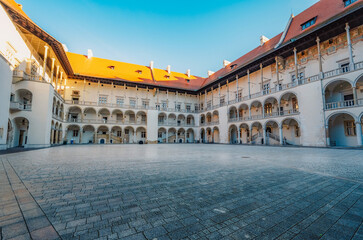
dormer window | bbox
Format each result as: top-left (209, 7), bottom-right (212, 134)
top-left (230, 64), bottom-right (237, 70)
top-left (136, 70), bottom-right (142, 74)
top-left (301, 17), bottom-right (317, 31)
top-left (186, 79), bottom-right (190, 83)
top-left (165, 75), bottom-right (170, 79)
top-left (344, 0), bottom-right (357, 7)
top-left (108, 66), bottom-right (115, 70)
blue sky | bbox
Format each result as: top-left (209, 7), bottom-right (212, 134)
top-left (20, 0), bottom-right (318, 77)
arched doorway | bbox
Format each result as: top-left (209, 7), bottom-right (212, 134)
top-left (280, 92), bottom-right (299, 115)
top-left (124, 126), bottom-right (135, 143)
top-left (186, 128), bottom-right (194, 143)
top-left (177, 128), bottom-right (186, 143)
top-left (325, 80), bottom-right (354, 110)
top-left (168, 128), bottom-right (177, 143)
top-left (136, 127), bottom-right (147, 143)
top-left (281, 118), bottom-right (301, 145)
top-left (111, 126), bottom-right (122, 144)
top-left (66, 125), bottom-right (80, 144)
top-left (158, 128), bottom-right (167, 143)
top-left (251, 122), bottom-right (263, 145)
top-left (213, 127), bottom-right (220, 143)
top-left (82, 125), bottom-right (95, 144)
top-left (229, 125), bottom-right (238, 144)
top-left (200, 128), bottom-right (205, 143)
top-left (328, 113), bottom-right (357, 147)
top-left (13, 117), bottom-right (29, 147)
top-left (264, 120), bottom-right (279, 145)
top-left (97, 126), bottom-right (109, 144)
top-left (239, 123), bottom-right (249, 144)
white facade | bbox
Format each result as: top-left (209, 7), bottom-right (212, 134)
top-left (0, 2), bottom-right (362, 149)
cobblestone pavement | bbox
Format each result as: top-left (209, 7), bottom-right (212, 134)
top-left (0, 144), bottom-right (362, 240)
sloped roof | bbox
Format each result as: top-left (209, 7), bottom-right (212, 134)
top-left (67, 52), bottom-right (205, 90)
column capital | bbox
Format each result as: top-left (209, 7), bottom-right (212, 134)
top-left (345, 22), bottom-right (350, 31)
top-left (355, 121), bottom-right (362, 125)
top-left (51, 57), bottom-right (55, 62)
top-left (44, 45), bottom-right (49, 50)
top-left (316, 37), bottom-right (320, 43)
top-left (293, 47), bottom-right (297, 53)
top-left (247, 69), bottom-right (250, 74)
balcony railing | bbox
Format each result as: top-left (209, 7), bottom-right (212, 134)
top-left (227, 109), bottom-right (299, 122)
top-left (325, 99), bottom-right (357, 110)
top-left (67, 118), bottom-right (147, 125)
top-left (9, 101), bottom-right (32, 111)
top-left (13, 70), bottom-right (47, 83)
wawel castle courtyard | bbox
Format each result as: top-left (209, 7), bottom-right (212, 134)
top-left (0, 0), bottom-right (362, 239)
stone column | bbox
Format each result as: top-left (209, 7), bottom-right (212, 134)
top-left (356, 122), bottom-right (362, 147)
top-left (95, 131), bottom-right (98, 144)
top-left (134, 132), bottom-right (137, 144)
top-left (212, 129), bottom-right (214, 143)
top-left (275, 56), bottom-right (280, 89)
top-left (165, 131), bottom-right (168, 143)
top-left (247, 69), bottom-right (251, 99)
top-left (316, 37), bottom-right (323, 79)
top-left (249, 127), bottom-right (253, 144)
top-left (55, 130), bottom-right (59, 144)
top-left (237, 127), bottom-right (241, 144)
top-left (204, 90), bottom-right (207, 109)
top-left (236, 75), bottom-right (239, 101)
top-left (353, 87), bottom-right (358, 105)
top-left (262, 126), bottom-right (266, 145)
top-left (51, 129), bottom-right (54, 144)
top-left (55, 66), bottom-right (59, 90)
top-left (50, 58), bottom-right (55, 85)
top-left (42, 45), bottom-right (49, 80)
top-left (260, 64), bottom-right (263, 91)
top-left (279, 125), bottom-right (283, 145)
top-left (79, 130), bottom-right (82, 144)
top-left (325, 125), bottom-right (330, 147)
top-left (345, 23), bottom-right (355, 70)
top-left (293, 47), bottom-right (298, 83)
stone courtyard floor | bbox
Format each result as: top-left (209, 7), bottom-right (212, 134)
top-left (0, 145), bottom-right (362, 240)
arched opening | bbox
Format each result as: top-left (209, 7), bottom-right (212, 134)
top-left (186, 128), bottom-right (194, 143)
top-left (112, 110), bottom-right (123, 124)
top-left (328, 113), bottom-right (358, 147)
top-left (239, 104), bottom-right (249, 121)
top-left (6, 119), bottom-right (13, 147)
top-left (281, 118), bottom-right (301, 146)
top-left (14, 89), bottom-right (32, 110)
top-left (264, 97), bottom-right (279, 117)
top-left (13, 118), bottom-right (30, 147)
top-left (111, 126), bottom-right (122, 144)
top-left (168, 128), bottom-right (177, 143)
top-left (97, 125), bottom-right (109, 144)
top-left (67, 106), bottom-right (82, 123)
top-left (265, 121), bottom-right (280, 145)
top-left (355, 75), bottom-right (363, 106)
top-left (206, 113), bottom-right (212, 124)
top-left (158, 113), bottom-right (167, 125)
top-left (186, 115), bottom-right (195, 126)
top-left (177, 115), bottom-right (186, 126)
top-left (168, 114), bottom-right (177, 126)
top-left (239, 123), bottom-right (249, 144)
top-left (200, 128), bottom-right (205, 143)
top-left (212, 111), bottom-right (219, 124)
top-left (136, 111), bottom-right (147, 125)
top-left (83, 108), bottom-right (97, 123)
top-left (177, 128), bottom-right (186, 143)
top-left (325, 80), bottom-right (354, 109)
top-left (136, 127), bottom-right (146, 144)
top-left (206, 128), bottom-right (212, 143)
top-left (99, 108), bottom-right (111, 123)
top-left (200, 114), bottom-right (206, 126)
top-left (229, 125), bottom-right (238, 144)
top-left (229, 106), bottom-right (238, 121)
top-left (66, 124), bottom-right (80, 144)
top-left (124, 126), bottom-right (135, 143)
top-left (250, 101), bottom-right (262, 120)
top-left (280, 92), bottom-right (299, 115)
top-left (125, 111), bottom-right (136, 124)
top-left (158, 128), bottom-right (167, 143)
top-left (82, 125), bottom-right (95, 144)
top-left (251, 122), bottom-right (263, 145)
top-left (213, 127), bottom-right (220, 143)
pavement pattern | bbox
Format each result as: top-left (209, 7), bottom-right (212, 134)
top-left (0, 144), bottom-right (362, 240)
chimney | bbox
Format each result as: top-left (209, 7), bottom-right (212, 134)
top-left (62, 44), bottom-right (68, 52)
top-left (167, 65), bottom-right (171, 74)
top-left (17, 4), bottom-right (23, 10)
top-left (87, 49), bottom-right (93, 59)
top-left (208, 70), bottom-right (215, 77)
top-left (149, 61), bottom-right (154, 70)
top-left (260, 35), bottom-right (270, 46)
top-left (186, 69), bottom-right (191, 78)
top-left (223, 60), bottom-right (231, 68)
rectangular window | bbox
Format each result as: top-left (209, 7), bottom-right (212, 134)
top-left (117, 131), bottom-right (122, 137)
top-left (344, 121), bottom-right (356, 136)
top-left (73, 130), bottom-right (79, 137)
top-left (207, 100), bottom-right (212, 109)
top-left (291, 72), bottom-right (304, 83)
top-left (186, 105), bottom-right (191, 112)
top-left (125, 129), bottom-right (129, 135)
top-left (98, 95), bottom-right (108, 104)
top-left (158, 132), bottom-right (163, 138)
top-left (175, 103), bottom-right (181, 111)
top-left (129, 99), bottom-right (136, 107)
top-left (141, 132), bottom-right (146, 138)
top-left (340, 63), bottom-right (350, 73)
top-left (162, 101), bottom-right (167, 109)
top-left (263, 83), bottom-right (270, 95)
top-left (344, 0), bottom-right (357, 7)
top-left (220, 96), bottom-right (225, 105)
top-left (301, 17), bottom-right (317, 30)
top-left (142, 100), bottom-right (149, 108)
top-left (116, 97), bottom-right (124, 106)
top-left (195, 104), bottom-right (199, 111)
top-left (236, 90), bottom-right (242, 100)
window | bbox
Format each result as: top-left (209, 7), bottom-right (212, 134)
top-left (175, 103), bottom-right (181, 111)
top-left (340, 63), bottom-right (350, 73)
top-left (186, 105), bottom-right (191, 112)
top-left (236, 90), bottom-right (242, 101)
top-left (158, 132), bottom-right (163, 138)
top-left (141, 132), bottom-right (146, 138)
top-left (117, 131), bottom-right (122, 137)
top-left (344, 0), bottom-right (357, 7)
top-left (207, 101), bottom-right (212, 109)
top-left (295, 126), bottom-right (300, 137)
top-left (73, 130), bottom-right (79, 137)
top-left (263, 83), bottom-right (270, 95)
top-left (125, 129), bottom-right (129, 135)
top-left (220, 96), bottom-right (225, 105)
top-left (98, 95), bottom-right (107, 104)
top-left (116, 97), bottom-right (124, 106)
top-left (301, 17), bottom-right (317, 30)
top-left (344, 121), bottom-right (356, 136)
top-left (291, 72), bottom-right (304, 83)
top-left (129, 99), bottom-right (136, 107)
top-left (195, 104), bottom-right (199, 111)
top-left (142, 100), bottom-right (149, 108)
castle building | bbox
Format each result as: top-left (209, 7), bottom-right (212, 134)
top-left (0, 0), bottom-right (362, 150)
